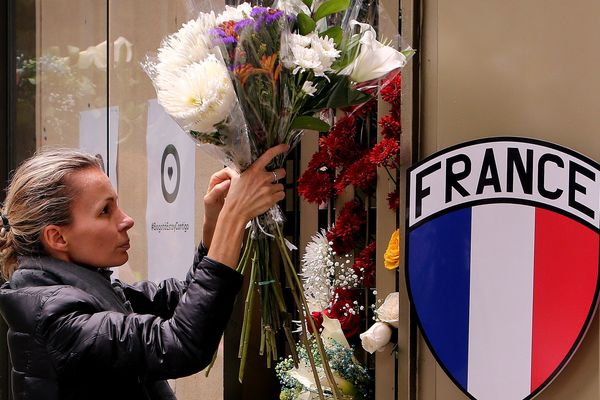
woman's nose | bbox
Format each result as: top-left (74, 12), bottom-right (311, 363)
top-left (118, 209), bottom-right (135, 230)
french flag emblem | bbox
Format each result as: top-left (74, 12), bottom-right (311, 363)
top-left (406, 138), bottom-right (599, 400)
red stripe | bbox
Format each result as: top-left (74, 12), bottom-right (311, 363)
top-left (531, 208), bottom-right (599, 391)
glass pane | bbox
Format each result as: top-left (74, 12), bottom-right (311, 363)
top-left (108, 0), bottom-right (225, 397)
top-left (36, 0), bottom-right (108, 147)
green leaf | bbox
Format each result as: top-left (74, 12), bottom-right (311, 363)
top-left (302, 75), bottom-right (372, 112)
top-left (297, 12), bottom-right (316, 35)
top-left (319, 26), bottom-right (343, 47)
top-left (290, 116), bottom-right (331, 132)
top-left (313, 0), bottom-right (350, 22)
top-left (302, 0), bottom-right (313, 9)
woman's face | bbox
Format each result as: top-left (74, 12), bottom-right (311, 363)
top-left (61, 167), bottom-right (134, 268)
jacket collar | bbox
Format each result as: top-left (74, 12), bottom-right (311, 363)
top-left (13, 256), bottom-right (128, 313)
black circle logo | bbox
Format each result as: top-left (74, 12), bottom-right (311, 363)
top-left (161, 144), bottom-right (181, 203)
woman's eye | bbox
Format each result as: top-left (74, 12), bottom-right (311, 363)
top-left (100, 206), bottom-right (110, 215)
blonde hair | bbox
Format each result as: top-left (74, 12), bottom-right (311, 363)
top-left (0, 148), bottom-right (103, 279)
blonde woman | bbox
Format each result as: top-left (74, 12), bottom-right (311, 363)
top-left (0, 145), bottom-right (287, 400)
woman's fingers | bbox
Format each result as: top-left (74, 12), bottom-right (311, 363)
top-left (207, 167), bottom-right (238, 191)
top-left (207, 180), bottom-right (231, 202)
top-left (252, 144), bottom-right (289, 171)
top-left (271, 183), bottom-right (285, 194)
top-left (265, 168), bottom-right (286, 184)
top-left (219, 145), bottom-right (292, 222)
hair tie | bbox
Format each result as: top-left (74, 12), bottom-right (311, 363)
top-left (1, 214), bottom-right (10, 232)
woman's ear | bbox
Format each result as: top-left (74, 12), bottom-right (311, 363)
top-left (41, 225), bottom-right (68, 256)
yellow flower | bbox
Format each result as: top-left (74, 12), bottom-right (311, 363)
top-left (384, 229), bottom-right (400, 270)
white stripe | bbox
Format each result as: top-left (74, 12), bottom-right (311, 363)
top-left (467, 204), bottom-right (535, 399)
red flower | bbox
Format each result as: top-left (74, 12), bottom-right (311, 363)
top-left (298, 149), bottom-right (336, 204)
top-left (342, 97), bottom-right (377, 119)
top-left (324, 288), bottom-right (361, 338)
top-left (353, 242), bottom-right (377, 288)
top-left (335, 153), bottom-right (377, 194)
top-left (381, 72), bottom-right (402, 106)
top-left (307, 311), bottom-right (324, 334)
top-left (378, 114), bottom-right (401, 140)
top-left (369, 138), bottom-right (400, 166)
top-left (319, 116), bottom-right (361, 168)
top-left (387, 189), bottom-right (400, 211)
top-left (298, 168), bottom-right (334, 204)
top-left (326, 200), bottom-right (366, 254)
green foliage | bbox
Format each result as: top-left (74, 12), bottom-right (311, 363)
top-left (297, 12), bottom-right (316, 35)
top-left (290, 116), bottom-right (331, 132)
top-left (320, 26), bottom-right (343, 48)
top-left (302, 75), bottom-right (372, 113)
top-left (313, 0), bottom-right (351, 22)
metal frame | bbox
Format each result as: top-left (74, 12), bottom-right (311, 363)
top-left (0, 1), bottom-right (14, 398)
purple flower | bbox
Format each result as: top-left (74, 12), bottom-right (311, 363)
top-left (234, 18), bottom-right (254, 32)
top-left (210, 27), bottom-right (237, 45)
top-left (250, 7), bottom-right (269, 18)
top-left (264, 9), bottom-right (284, 24)
top-left (250, 7), bottom-right (284, 27)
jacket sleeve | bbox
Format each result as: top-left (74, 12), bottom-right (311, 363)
top-left (117, 243), bottom-right (209, 318)
top-left (37, 257), bottom-right (243, 380)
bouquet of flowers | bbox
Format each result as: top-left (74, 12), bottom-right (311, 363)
top-left (277, 315), bottom-right (372, 400)
top-left (143, 0), bottom-right (413, 396)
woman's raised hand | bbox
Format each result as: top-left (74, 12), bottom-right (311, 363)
top-left (206, 144), bottom-right (289, 268)
top-left (202, 167), bottom-right (237, 249)
top-left (222, 144), bottom-right (289, 223)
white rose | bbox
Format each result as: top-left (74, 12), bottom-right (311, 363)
top-left (375, 291), bottom-right (399, 328)
top-left (360, 322), bottom-right (392, 354)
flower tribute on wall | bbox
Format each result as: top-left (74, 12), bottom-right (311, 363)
top-left (143, 0), bottom-right (411, 397)
top-left (290, 14), bottom-right (405, 398)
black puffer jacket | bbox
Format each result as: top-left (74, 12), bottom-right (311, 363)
top-left (0, 246), bottom-right (243, 400)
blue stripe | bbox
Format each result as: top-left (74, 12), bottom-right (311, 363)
top-left (408, 208), bottom-right (472, 389)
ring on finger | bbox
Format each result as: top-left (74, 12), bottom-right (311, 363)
top-left (272, 171), bottom-right (278, 183)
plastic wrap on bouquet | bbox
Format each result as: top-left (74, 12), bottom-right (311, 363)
top-left (142, 40), bottom-right (252, 171)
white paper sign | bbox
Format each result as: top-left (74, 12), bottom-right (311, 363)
top-left (79, 107), bottom-right (119, 189)
top-left (146, 99), bottom-right (196, 282)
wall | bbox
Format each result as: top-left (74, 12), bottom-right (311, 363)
top-left (412, 0), bottom-right (600, 398)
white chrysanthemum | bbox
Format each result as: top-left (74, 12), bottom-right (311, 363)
top-left (291, 46), bottom-right (322, 74)
top-left (281, 32), bottom-right (340, 77)
top-left (156, 15), bottom-right (216, 75)
top-left (156, 55), bottom-right (236, 133)
top-left (301, 229), bottom-right (334, 312)
top-left (216, 2), bottom-right (252, 24)
top-left (309, 33), bottom-right (339, 61)
top-left (301, 81), bottom-right (317, 96)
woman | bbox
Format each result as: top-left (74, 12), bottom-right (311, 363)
top-left (0, 145), bottom-right (288, 400)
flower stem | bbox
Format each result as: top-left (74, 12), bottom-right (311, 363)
top-left (238, 249), bottom-right (258, 382)
top-left (236, 232), bottom-right (253, 275)
top-left (383, 166), bottom-right (398, 185)
top-left (203, 348), bottom-right (219, 377)
top-left (274, 224), bottom-right (342, 400)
